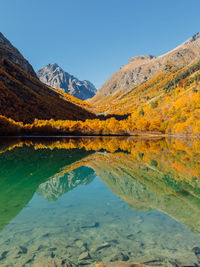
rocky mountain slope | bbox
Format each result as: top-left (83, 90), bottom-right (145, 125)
top-left (90, 32), bottom-right (200, 105)
top-left (0, 32), bottom-right (36, 78)
top-left (0, 33), bottom-right (96, 123)
top-left (37, 63), bottom-right (97, 100)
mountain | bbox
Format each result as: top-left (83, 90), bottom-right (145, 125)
top-left (0, 33), bottom-right (96, 123)
top-left (90, 32), bottom-right (200, 105)
top-left (0, 32), bottom-right (36, 78)
top-left (37, 63), bottom-right (97, 100)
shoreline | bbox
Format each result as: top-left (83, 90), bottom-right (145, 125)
top-left (0, 133), bottom-right (199, 139)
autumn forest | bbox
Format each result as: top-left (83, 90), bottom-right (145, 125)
top-left (1, 60), bottom-right (200, 136)
top-left (1, 31), bottom-right (200, 137)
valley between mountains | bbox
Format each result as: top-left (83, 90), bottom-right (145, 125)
top-left (0, 32), bottom-right (200, 136)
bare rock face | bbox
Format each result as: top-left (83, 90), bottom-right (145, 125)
top-left (182, 32), bottom-right (200, 45)
top-left (129, 55), bottom-right (156, 63)
top-left (0, 32), bottom-right (37, 78)
top-left (90, 32), bottom-right (200, 103)
top-left (37, 63), bottom-right (97, 100)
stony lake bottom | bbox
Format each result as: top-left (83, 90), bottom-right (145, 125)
top-left (0, 136), bottom-right (200, 267)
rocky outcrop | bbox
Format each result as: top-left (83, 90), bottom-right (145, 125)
top-left (37, 63), bottom-right (97, 100)
top-left (129, 55), bottom-right (156, 63)
top-left (0, 32), bottom-right (37, 78)
top-left (90, 32), bottom-right (200, 104)
top-left (182, 32), bottom-right (200, 45)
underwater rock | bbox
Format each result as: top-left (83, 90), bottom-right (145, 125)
top-left (135, 256), bottom-right (164, 265)
top-left (192, 247), bottom-right (200, 264)
top-left (0, 251), bottom-right (8, 261)
top-left (15, 246), bottom-right (28, 258)
top-left (50, 251), bottom-right (56, 258)
top-left (78, 251), bottom-right (91, 261)
top-left (192, 246), bottom-right (200, 255)
top-left (24, 256), bottom-right (35, 265)
top-left (18, 246), bottom-right (28, 255)
top-left (107, 239), bottom-right (119, 245)
top-left (109, 252), bottom-right (129, 262)
top-left (105, 262), bottom-right (150, 267)
top-left (81, 222), bottom-right (99, 229)
top-left (42, 232), bottom-right (51, 238)
top-left (75, 240), bottom-right (85, 248)
top-left (36, 245), bottom-right (48, 251)
top-left (49, 247), bottom-right (57, 252)
top-left (91, 242), bottom-right (111, 252)
top-left (126, 234), bottom-right (135, 240)
top-left (32, 257), bottom-right (75, 266)
top-left (78, 259), bottom-right (94, 265)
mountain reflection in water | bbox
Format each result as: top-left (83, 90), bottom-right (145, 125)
top-left (0, 137), bottom-right (200, 266)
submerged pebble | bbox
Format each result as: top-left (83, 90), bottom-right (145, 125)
top-left (18, 246), bottom-right (28, 255)
top-left (78, 251), bottom-right (91, 261)
top-left (91, 242), bottom-right (111, 252)
top-left (75, 240), bottom-right (85, 248)
top-left (192, 246), bottom-right (200, 255)
top-left (81, 222), bottom-right (99, 229)
top-left (0, 251), bottom-right (8, 261)
top-left (109, 252), bottom-right (129, 262)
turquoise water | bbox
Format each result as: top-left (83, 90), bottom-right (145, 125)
top-left (0, 137), bottom-right (200, 266)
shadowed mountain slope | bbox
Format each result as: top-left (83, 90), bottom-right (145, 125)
top-left (0, 59), bottom-right (96, 123)
top-left (0, 32), bottom-right (36, 78)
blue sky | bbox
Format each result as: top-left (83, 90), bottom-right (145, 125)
top-left (1, 0), bottom-right (200, 88)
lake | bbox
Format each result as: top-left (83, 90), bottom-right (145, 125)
top-left (0, 137), bottom-right (200, 267)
